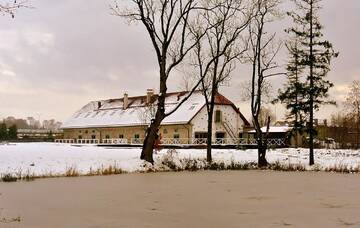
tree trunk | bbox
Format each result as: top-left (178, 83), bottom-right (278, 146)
top-left (257, 133), bottom-right (268, 167)
top-left (357, 108), bottom-right (359, 149)
top-left (140, 120), bottom-right (161, 164)
top-left (294, 112), bottom-right (299, 148)
top-left (140, 72), bottom-right (167, 163)
top-left (258, 146), bottom-right (268, 167)
top-left (260, 116), bottom-right (270, 167)
top-left (253, 118), bottom-right (268, 167)
top-left (206, 111), bottom-right (213, 163)
top-left (309, 0), bottom-right (315, 166)
top-left (206, 106), bottom-right (215, 163)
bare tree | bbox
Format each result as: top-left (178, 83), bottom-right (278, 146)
top-left (344, 80), bottom-right (360, 148)
top-left (111, 0), bottom-right (211, 163)
top-left (245, 0), bottom-right (282, 167)
top-left (258, 106), bottom-right (276, 126)
top-left (190, 0), bottom-right (252, 162)
top-left (0, 0), bottom-right (30, 18)
top-left (240, 79), bottom-right (273, 103)
top-left (136, 102), bottom-right (157, 134)
top-left (177, 74), bottom-right (194, 91)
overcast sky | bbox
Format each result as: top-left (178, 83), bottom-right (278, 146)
top-left (0, 0), bottom-right (359, 123)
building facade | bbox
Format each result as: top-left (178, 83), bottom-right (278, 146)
top-left (61, 90), bottom-right (250, 144)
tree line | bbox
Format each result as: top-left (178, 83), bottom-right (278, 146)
top-left (111, 0), bottom-right (338, 166)
top-left (1, 116), bottom-right (62, 131)
top-left (0, 123), bottom-right (17, 140)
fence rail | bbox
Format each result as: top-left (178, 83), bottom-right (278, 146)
top-left (55, 139), bottom-right (75, 144)
top-left (55, 137), bottom-right (286, 146)
top-left (101, 138), bottom-right (128, 144)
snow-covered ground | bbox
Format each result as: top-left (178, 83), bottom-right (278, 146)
top-left (0, 142), bottom-right (359, 177)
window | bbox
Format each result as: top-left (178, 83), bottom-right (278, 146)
top-left (215, 132), bottom-right (225, 139)
top-left (174, 129), bottom-right (178, 133)
top-left (174, 134), bottom-right (180, 144)
top-left (75, 113), bottom-right (82, 118)
top-left (101, 111), bottom-right (108, 117)
top-left (134, 134), bottom-right (140, 139)
top-left (78, 135), bottom-right (82, 139)
top-left (215, 110), bottom-right (222, 123)
top-left (110, 110), bottom-right (117, 116)
top-left (84, 112), bottom-right (92, 118)
top-left (85, 130), bottom-right (88, 134)
top-left (119, 134), bottom-right (124, 139)
top-left (79, 130), bottom-right (82, 133)
top-left (105, 135), bottom-right (110, 139)
top-left (91, 111), bottom-right (100, 118)
top-left (91, 135), bottom-right (96, 139)
top-left (163, 129), bottom-right (168, 134)
top-left (92, 130), bottom-right (95, 133)
top-left (195, 132), bottom-right (208, 139)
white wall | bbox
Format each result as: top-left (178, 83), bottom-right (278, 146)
top-left (190, 105), bottom-right (245, 138)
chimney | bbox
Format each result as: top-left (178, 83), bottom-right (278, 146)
top-left (97, 101), bottom-right (102, 110)
top-left (123, 92), bottom-right (128, 109)
top-left (146, 89), bottom-right (154, 104)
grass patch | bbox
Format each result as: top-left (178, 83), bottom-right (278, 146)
top-left (268, 161), bottom-right (306, 172)
top-left (65, 166), bottom-right (80, 177)
top-left (88, 164), bottom-right (125, 176)
top-left (1, 173), bottom-right (18, 182)
top-left (0, 164), bottom-right (126, 182)
top-left (157, 154), bottom-right (307, 172)
top-left (325, 164), bottom-right (360, 173)
top-left (0, 216), bottom-right (21, 224)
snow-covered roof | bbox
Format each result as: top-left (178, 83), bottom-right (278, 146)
top-left (62, 90), bottom-right (249, 129)
top-left (248, 126), bottom-right (292, 133)
top-left (61, 91), bottom-right (201, 129)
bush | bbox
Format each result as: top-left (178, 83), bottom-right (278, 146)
top-left (1, 173), bottom-right (18, 182)
top-left (183, 158), bottom-right (205, 171)
top-left (65, 166), bottom-right (79, 177)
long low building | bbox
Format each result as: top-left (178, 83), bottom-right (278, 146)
top-left (17, 129), bottom-right (63, 140)
top-left (61, 90), bottom-right (250, 145)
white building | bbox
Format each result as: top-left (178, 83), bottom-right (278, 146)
top-left (60, 90), bottom-right (250, 145)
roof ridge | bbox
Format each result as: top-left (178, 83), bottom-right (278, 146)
top-left (93, 90), bottom-right (202, 102)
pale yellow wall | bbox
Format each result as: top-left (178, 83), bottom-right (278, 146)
top-left (63, 124), bottom-right (192, 142)
top-left (190, 105), bottom-right (244, 138)
top-left (158, 125), bottom-right (191, 139)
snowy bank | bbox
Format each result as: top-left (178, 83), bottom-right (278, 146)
top-left (0, 143), bottom-right (360, 179)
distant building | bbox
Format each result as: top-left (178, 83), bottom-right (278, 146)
top-left (246, 126), bottom-right (292, 147)
top-left (17, 129), bottom-right (63, 140)
top-left (61, 90), bottom-right (250, 145)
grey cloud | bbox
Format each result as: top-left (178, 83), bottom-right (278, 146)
top-left (0, 0), bottom-right (359, 121)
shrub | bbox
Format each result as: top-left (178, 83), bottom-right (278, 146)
top-left (207, 162), bottom-right (226, 170)
top-left (65, 166), bottom-right (79, 177)
top-left (1, 173), bottom-right (18, 182)
top-left (183, 158), bottom-right (204, 171)
top-left (100, 165), bottom-right (124, 175)
top-left (325, 164), bottom-right (360, 173)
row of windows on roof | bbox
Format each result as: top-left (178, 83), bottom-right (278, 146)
top-left (75, 109), bottom-right (133, 119)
